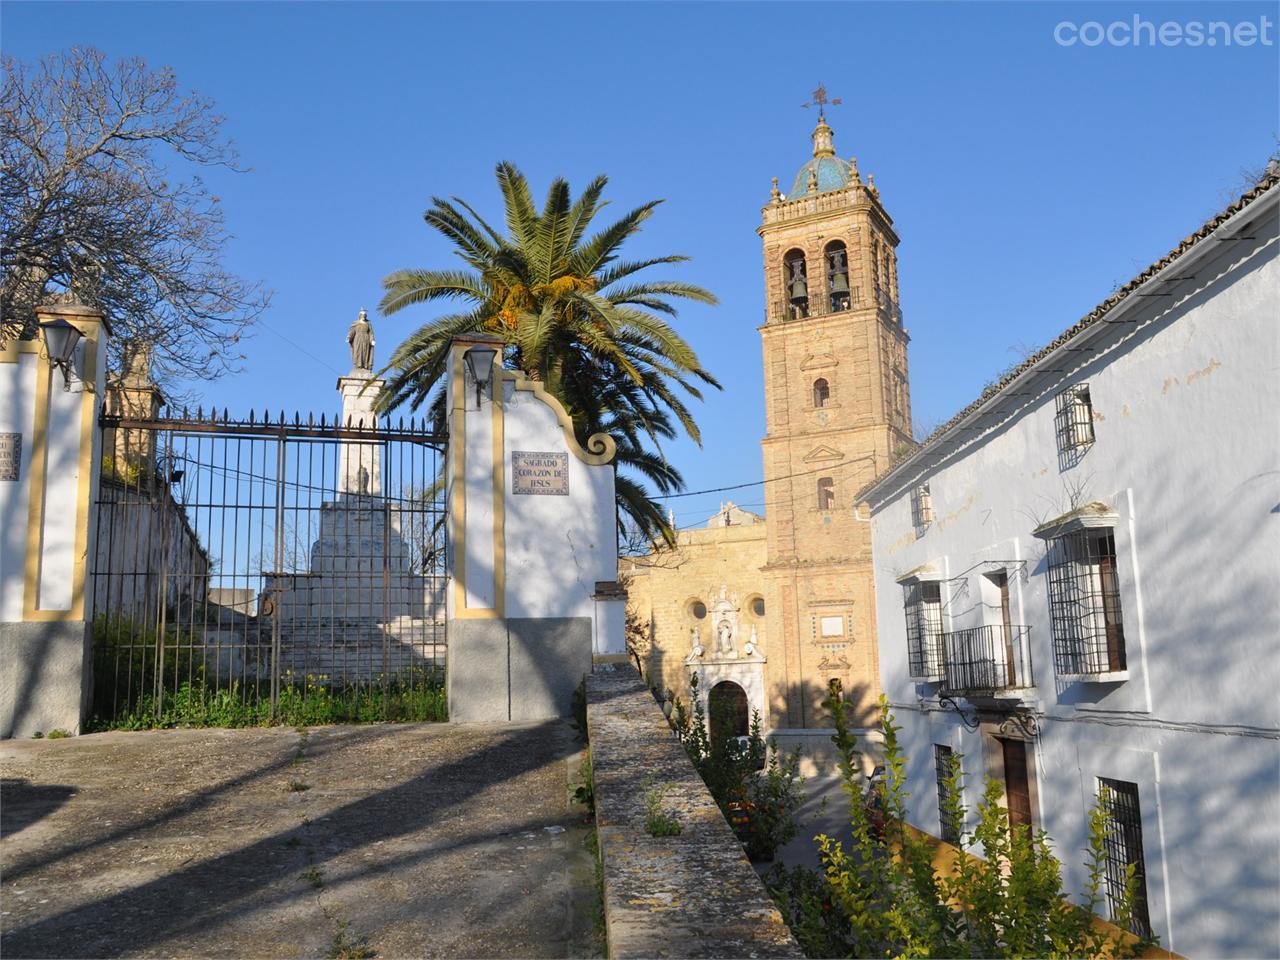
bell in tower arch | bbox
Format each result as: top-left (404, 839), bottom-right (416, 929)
top-left (827, 244), bottom-right (851, 313)
top-left (785, 252), bottom-right (809, 319)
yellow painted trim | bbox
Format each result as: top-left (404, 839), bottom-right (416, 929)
top-left (505, 371), bottom-right (617, 465)
top-left (453, 607), bottom-right (503, 620)
top-left (22, 316), bottom-right (103, 621)
top-left (447, 351), bottom-right (616, 621)
top-left (449, 348), bottom-right (468, 618)
top-left (22, 347), bottom-right (53, 619)
top-left (69, 317), bottom-right (102, 620)
top-left (1, 339), bottom-right (43, 362)
top-left (490, 358), bottom-right (505, 618)
top-left (448, 346), bottom-right (506, 620)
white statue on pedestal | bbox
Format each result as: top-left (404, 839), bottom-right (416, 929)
top-left (690, 624), bottom-right (704, 659)
top-left (337, 311), bottom-right (386, 495)
top-left (716, 619), bottom-right (735, 657)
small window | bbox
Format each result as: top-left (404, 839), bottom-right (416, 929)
top-left (813, 378), bottom-right (830, 408)
top-left (690, 600), bottom-right (707, 620)
top-left (817, 477), bottom-right (835, 511)
top-left (1054, 384), bottom-right (1095, 455)
top-left (911, 483), bottom-right (933, 526)
top-left (1098, 778), bottom-right (1152, 938)
top-left (934, 745), bottom-right (960, 843)
top-left (820, 615), bottom-right (844, 637)
top-left (751, 597), bottom-right (765, 618)
top-left (1046, 529), bottom-right (1126, 676)
top-left (903, 581), bottom-right (943, 679)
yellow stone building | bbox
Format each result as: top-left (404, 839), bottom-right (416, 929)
top-left (623, 111), bottom-right (914, 754)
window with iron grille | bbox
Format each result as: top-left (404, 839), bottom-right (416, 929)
top-left (934, 744), bottom-right (960, 843)
top-left (1098, 778), bottom-right (1152, 939)
top-left (911, 483), bottom-right (934, 527)
top-left (813, 378), bottom-right (831, 408)
top-left (1046, 528), bottom-right (1126, 676)
top-left (1054, 384), bottom-right (1095, 454)
top-left (903, 581), bottom-right (944, 679)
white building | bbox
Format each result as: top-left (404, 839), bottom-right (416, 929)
top-left (859, 169), bottom-right (1279, 958)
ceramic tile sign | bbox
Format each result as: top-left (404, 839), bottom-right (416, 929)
top-left (0, 433), bottom-right (20, 481)
top-left (512, 450), bottom-right (569, 496)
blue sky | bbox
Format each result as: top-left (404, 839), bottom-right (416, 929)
top-left (4, 1), bottom-right (1276, 526)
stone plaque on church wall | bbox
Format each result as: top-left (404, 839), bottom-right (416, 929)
top-left (512, 451), bottom-right (569, 496)
top-left (0, 433), bottom-right (20, 481)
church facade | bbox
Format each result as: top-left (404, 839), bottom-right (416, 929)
top-left (623, 113), bottom-right (914, 759)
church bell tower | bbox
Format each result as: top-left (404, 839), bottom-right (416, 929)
top-left (758, 102), bottom-right (913, 732)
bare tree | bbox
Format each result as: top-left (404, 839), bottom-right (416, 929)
top-left (1, 47), bottom-right (269, 388)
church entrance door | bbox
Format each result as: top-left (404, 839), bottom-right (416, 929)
top-left (708, 680), bottom-right (750, 743)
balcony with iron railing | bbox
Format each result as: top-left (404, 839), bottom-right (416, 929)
top-left (941, 624), bottom-right (1035, 701)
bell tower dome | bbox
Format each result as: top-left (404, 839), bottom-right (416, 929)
top-left (756, 107), bottom-right (913, 731)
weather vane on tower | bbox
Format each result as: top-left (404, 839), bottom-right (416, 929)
top-left (802, 83), bottom-right (842, 118)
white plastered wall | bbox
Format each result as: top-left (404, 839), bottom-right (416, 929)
top-left (867, 199), bottom-right (1279, 957)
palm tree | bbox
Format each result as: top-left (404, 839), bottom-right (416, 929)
top-left (378, 162), bottom-right (720, 542)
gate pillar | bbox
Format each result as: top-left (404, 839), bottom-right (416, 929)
top-left (1, 302), bottom-right (110, 737)
top-left (445, 335), bottom-right (624, 723)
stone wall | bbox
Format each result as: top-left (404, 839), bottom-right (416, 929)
top-left (621, 517), bottom-right (767, 710)
top-left (586, 663), bottom-right (802, 959)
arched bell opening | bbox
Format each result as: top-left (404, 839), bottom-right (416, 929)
top-left (826, 240), bottom-right (850, 313)
top-left (783, 249), bottom-right (809, 319)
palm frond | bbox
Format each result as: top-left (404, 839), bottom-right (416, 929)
top-left (378, 163), bottom-right (721, 535)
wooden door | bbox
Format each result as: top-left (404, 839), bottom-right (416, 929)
top-left (991, 571), bottom-right (1016, 685)
top-left (1001, 738), bottom-right (1033, 833)
top-left (1097, 534), bottom-right (1127, 671)
top-left (709, 681), bottom-right (750, 743)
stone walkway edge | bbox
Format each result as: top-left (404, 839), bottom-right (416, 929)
top-left (586, 663), bottom-right (803, 959)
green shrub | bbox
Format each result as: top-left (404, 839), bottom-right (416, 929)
top-left (669, 672), bottom-right (804, 861)
top-left (764, 681), bottom-right (1152, 959)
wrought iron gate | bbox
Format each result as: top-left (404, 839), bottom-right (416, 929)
top-left (90, 407), bottom-right (447, 726)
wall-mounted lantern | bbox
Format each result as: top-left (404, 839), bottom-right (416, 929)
top-left (464, 345), bottom-right (498, 407)
top-left (39, 318), bottom-right (83, 391)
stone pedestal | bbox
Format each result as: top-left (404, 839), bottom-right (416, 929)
top-left (336, 371), bottom-right (384, 494)
top-left (265, 370), bottom-right (444, 681)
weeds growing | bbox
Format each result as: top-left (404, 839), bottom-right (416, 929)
top-left (90, 616), bottom-right (446, 730)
